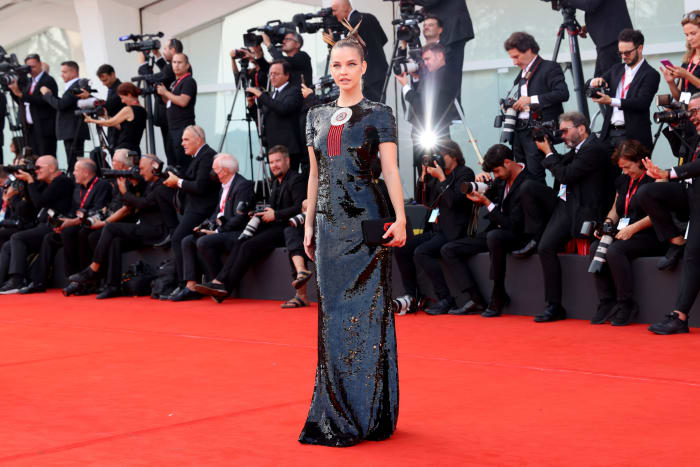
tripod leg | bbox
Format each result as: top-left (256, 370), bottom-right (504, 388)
top-left (567, 30), bottom-right (590, 121)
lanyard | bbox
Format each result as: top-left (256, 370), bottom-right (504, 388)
top-left (686, 54), bottom-right (700, 91)
top-left (79, 177), bottom-right (98, 209)
top-left (170, 72), bottom-right (191, 92)
top-left (624, 173), bottom-right (645, 217)
top-left (520, 56), bottom-right (542, 88)
top-left (620, 72), bottom-right (632, 99)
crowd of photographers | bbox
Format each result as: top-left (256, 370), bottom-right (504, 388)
top-left (2, 0), bottom-right (700, 335)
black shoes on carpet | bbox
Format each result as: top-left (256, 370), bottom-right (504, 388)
top-left (648, 313), bottom-right (690, 335)
top-left (534, 303), bottom-right (567, 323)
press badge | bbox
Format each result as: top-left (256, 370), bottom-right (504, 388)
top-left (618, 217), bottom-right (630, 229)
top-left (428, 208), bottom-right (439, 223)
top-left (681, 92), bottom-right (692, 105)
top-left (557, 184), bottom-right (567, 201)
top-left (166, 100), bottom-right (172, 108)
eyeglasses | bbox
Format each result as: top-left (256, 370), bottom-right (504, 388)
top-left (282, 38), bottom-right (297, 43)
top-left (559, 126), bottom-right (575, 134)
top-left (683, 12), bottom-right (700, 21)
top-left (269, 72), bottom-right (284, 76)
top-left (617, 48), bottom-right (637, 57)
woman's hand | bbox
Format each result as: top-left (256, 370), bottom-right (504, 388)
top-left (303, 227), bottom-right (315, 261)
top-left (616, 225), bottom-right (636, 241)
top-left (383, 219), bottom-right (406, 248)
top-left (660, 65), bottom-right (676, 83)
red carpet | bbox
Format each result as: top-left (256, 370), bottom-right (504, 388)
top-left (1, 291), bottom-right (699, 466)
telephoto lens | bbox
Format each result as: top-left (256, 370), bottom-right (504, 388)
top-left (500, 107), bottom-right (518, 144)
top-left (391, 295), bottom-right (415, 315)
top-left (460, 181), bottom-right (490, 195)
top-left (238, 216), bottom-right (261, 240)
top-left (289, 213), bottom-right (306, 228)
top-left (588, 233), bottom-right (615, 274)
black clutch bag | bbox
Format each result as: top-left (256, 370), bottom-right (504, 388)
top-left (361, 217), bottom-right (412, 247)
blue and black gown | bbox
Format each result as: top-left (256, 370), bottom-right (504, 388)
top-left (299, 99), bottom-right (399, 447)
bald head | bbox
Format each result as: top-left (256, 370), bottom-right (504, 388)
top-left (332, 0), bottom-right (352, 21)
top-left (213, 153), bottom-right (238, 184)
top-left (74, 157), bottom-right (97, 185)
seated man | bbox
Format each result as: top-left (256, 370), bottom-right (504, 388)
top-left (0, 156), bottom-right (74, 294)
top-left (69, 155), bottom-right (179, 299)
top-left (281, 198), bottom-right (313, 309)
top-left (194, 145), bottom-right (305, 301)
top-left (172, 153), bottom-right (255, 301)
top-left (394, 140), bottom-right (474, 315)
top-left (515, 112), bottom-right (610, 322)
top-left (440, 144), bottom-right (531, 317)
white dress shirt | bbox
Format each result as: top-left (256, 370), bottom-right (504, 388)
top-left (610, 59), bottom-right (645, 126)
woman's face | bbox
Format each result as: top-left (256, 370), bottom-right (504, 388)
top-left (330, 46), bottom-right (366, 92)
top-left (684, 22), bottom-right (700, 50)
top-left (618, 156), bottom-right (644, 178)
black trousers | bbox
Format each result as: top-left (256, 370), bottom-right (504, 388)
top-left (487, 229), bottom-right (528, 282)
top-left (172, 210), bottom-right (209, 282)
top-left (9, 223), bottom-right (51, 279)
top-left (512, 127), bottom-right (546, 184)
top-left (168, 126), bottom-right (190, 171)
top-left (363, 78), bottom-right (384, 103)
top-left (182, 231), bottom-right (238, 282)
top-left (92, 222), bottom-right (146, 286)
top-left (520, 180), bottom-right (557, 240)
top-left (34, 225), bottom-right (80, 284)
top-left (395, 231), bottom-right (451, 300)
top-left (28, 124), bottom-right (57, 158)
top-left (0, 225), bottom-right (22, 283)
top-left (215, 224), bottom-right (286, 290)
top-left (590, 231), bottom-right (664, 304)
top-left (445, 38), bottom-right (467, 105)
top-left (61, 226), bottom-right (98, 277)
top-left (440, 234), bottom-right (487, 294)
top-left (284, 225), bottom-right (307, 279)
top-left (594, 42), bottom-right (620, 77)
top-left (64, 139), bottom-right (84, 174)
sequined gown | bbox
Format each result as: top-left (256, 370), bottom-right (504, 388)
top-left (299, 99), bottom-right (399, 447)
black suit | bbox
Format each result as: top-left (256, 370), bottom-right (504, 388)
top-left (520, 135), bottom-right (610, 304)
top-left (103, 79), bottom-right (125, 147)
top-left (0, 92), bottom-right (5, 163)
top-left (171, 143), bottom-right (220, 282)
top-left (598, 60), bottom-right (660, 150)
top-left (42, 80), bottom-right (90, 172)
top-left (348, 10), bottom-right (388, 102)
top-left (215, 170), bottom-right (305, 290)
top-left (512, 57), bottom-right (570, 183)
top-left (145, 59), bottom-right (175, 164)
top-left (182, 173), bottom-right (255, 282)
top-left (414, 0), bottom-right (474, 103)
top-left (441, 168), bottom-right (532, 298)
top-left (567, 0), bottom-right (633, 76)
top-left (16, 72), bottom-right (58, 156)
top-left (257, 84), bottom-right (304, 170)
top-left (395, 164), bottom-right (475, 301)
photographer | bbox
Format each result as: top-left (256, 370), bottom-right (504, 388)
top-left (440, 144), bottom-right (531, 317)
top-left (503, 32), bottom-right (570, 184)
top-left (230, 43), bottom-right (270, 92)
top-left (660, 12), bottom-right (700, 102)
top-left (156, 53), bottom-right (197, 170)
top-left (395, 43), bottom-right (459, 176)
top-left (171, 154), bottom-right (255, 302)
top-left (0, 156), bottom-right (73, 294)
top-left (7, 54), bottom-right (58, 157)
top-left (589, 29), bottom-right (660, 151)
top-left (247, 60), bottom-right (304, 173)
top-left (394, 140), bottom-right (475, 315)
top-left (84, 82), bottom-right (147, 155)
top-left (0, 171), bottom-right (38, 286)
top-left (636, 93), bottom-right (700, 334)
top-left (83, 64), bottom-right (124, 148)
top-left (19, 158), bottom-right (111, 294)
top-left (566, 0), bottom-right (633, 76)
top-left (263, 31), bottom-right (312, 87)
top-left (586, 140), bottom-right (663, 326)
top-left (194, 146), bottom-right (305, 301)
top-left (40, 61), bottom-right (89, 173)
top-left (161, 125), bottom-right (219, 297)
top-left (514, 112), bottom-right (609, 322)
top-left (331, 0), bottom-right (388, 102)
top-left (69, 154), bottom-right (179, 299)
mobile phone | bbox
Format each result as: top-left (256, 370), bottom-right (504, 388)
top-left (661, 59), bottom-right (674, 68)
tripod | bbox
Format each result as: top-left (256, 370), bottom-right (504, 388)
top-left (551, 7), bottom-right (589, 121)
top-left (131, 52), bottom-right (158, 155)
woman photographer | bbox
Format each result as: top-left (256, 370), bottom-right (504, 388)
top-left (660, 11), bottom-right (700, 100)
top-left (589, 140), bottom-right (664, 326)
top-left (84, 82), bottom-right (146, 155)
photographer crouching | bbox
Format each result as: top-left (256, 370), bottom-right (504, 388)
top-left (585, 140), bottom-right (663, 326)
top-left (69, 154), bottom-right (179, 299)
top-left (394, 140), bottom-right (475, 315)
top-left (194, 146), bottom-right (305, 302)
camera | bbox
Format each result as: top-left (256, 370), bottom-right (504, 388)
top-left (289, 213), bottom-right (306, 228)
top-left (293, 8), bottom-right (343, 35)
top-left (46, 209), bottom-right (64, 229)
top-left (119, 32), bottom-right (164, 53)
top-left (581, 220), bottom-right (618, 274)
top-left (392, 56), bottom-right (422, 76)
top-left (585, 85), bottom-right (609, 99)
top-left (494, 98), bottom-right (518, 145)
top-left (246, 20), bottom-right (296, 46)
top-left (654, 109), bottom-right (690, 125)
top-left (461, 181), bottom-right (491, 195)
top-left (1, 161), bottom-right (36, 175)
top-left (531, 119), bottom-right (564, 145)
top-left (391, 294), bottom-right (416, 315)
top-left (193, 218), bottom-right (220, 238)
top-left (243, 33), bottom-right (263, 48)
top-left (314, 74), bottom-right (340, 103)
top-left (421, 154), bottom-right (442, 167)
top-left (0, 49), bottom-right (30, 91)
top-left (76, 207), bottom-right (111, 227)
top-left (74, 97), bottom-right (107, 118)
top-left (541, 0), bottom-right (571, 11)
top-left (238, 203), bottom-right (270, 240)
top-left (101, 167), bottom-right (141, 179)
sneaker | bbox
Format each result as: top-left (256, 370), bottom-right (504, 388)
top-left (648, 312), bottom-right (690, 335)
top-left (19, 282), bottom-right (46, 294)
top-left (0, 276), bottom-right (25, 294)
top-left (610, 301), bottom-right (639, 326)
top-left (590, 301), bottom-right (616, 324)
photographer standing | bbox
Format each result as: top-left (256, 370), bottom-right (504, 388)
top-left (660, 12), bottom-right (700, 102)
top-left (263, 31), bottom-right (312, 87)
top-left (156, 53), bottom-right (197, 170)
top-left (514, 112), bottom-right (609, 322)
top-left (230, 43), bottom-right (269, 92)
top-left (87, 64), bottom-right (124, 148)
top-left (40, 61), bottom-right (89, 173)
top-left (7, 54), bottom-right (58, 157)
top-left (331, 0), bottom-right (388, 102)
top-left (394, 141), bottom-right (475, 315)
top-left (589, 29), bottom-right (660, 151)
top-left (504, 32), bottom-right (569, 184)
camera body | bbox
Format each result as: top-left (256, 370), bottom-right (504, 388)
top-left (120, 32), bottom-right (164, 54)
top-left (238, 203), bottom-right (270, 240)
top-left (531, 119), bottom-right (564, 145)
top-left (76, 207), bottom-right (111, 227)
top-left (46, 209), bottom-right (64, 229)
top-left (193, 218), bottom-right (221, 238)
top-left (581, 220), bottom-right (617, 238)
top-left (393, 55), bottom-right (422, 76)
top-left (293, 8), bottom-right (343, 35)
top-left (581, 220), bottom-right (618, 274)
top-left (2, 161), bottom-right (36, 175)
top-left (0, 49), bottom-right (30, 91)
top-left (289, 213), bottom-right (306, 228)
top-left (102, 167), bottom-right (141, 179)
top-left (494, 98), bottom-right (518, 144)
top-left (247, 20), bottom-right (296, 46)
top-left (461, 181), bottom-right (492, 195)
top-left (75, 97), bottom-right (106, 118)
top-left (421, 154), bottom-right (443, 168)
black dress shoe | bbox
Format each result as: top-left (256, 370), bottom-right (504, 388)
top-left (481, 292), bottom-right (511, 318)
top-left (590, 301), bottom-right (616, 324)
top-left (69, 267), bottom-right (99, 283)
top-left (448, 299), bottom-right (486, 315)
top-left (0, 276), bottom-right (25, 294)
top-left (210, 295), bottom-right (225, 304)
top-left (648, 312), bottom-right (690, 335)
top-left (63, 282), bottom-right (84, 297)
top-left (425, 298), bottom-right (456, 316)
top-left (611, 301), bottom-right (639, 326)
top-left (534, 303), bottom-right (567, 322)
top-left (170, 287), bottom-right (202, 302)
top-left (193, 281), bottom-right (228, 298)
top-left (96, 285), bottom-right (122, 299)
top-left (160, 286), bottom-right (182, 301)
top-left (19, 282), bottom-right (46, 294)
top-left (658, 244), bottom-right (685, 270)
top-left (512, 239), bottom-right (537, 258)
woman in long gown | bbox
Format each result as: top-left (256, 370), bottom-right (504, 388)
top-left (299, 37), bottom-right (407, 447)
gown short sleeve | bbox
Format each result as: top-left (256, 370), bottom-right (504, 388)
top-left (305, 106), bottom-right (318, 148)
top-left (375, 105), bottom-right (398, 145)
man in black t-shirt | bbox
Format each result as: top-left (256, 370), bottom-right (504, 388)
top-left (156, 53), bottom-right (197, 170)
top-left (263, 31), bottom-right (312, 87)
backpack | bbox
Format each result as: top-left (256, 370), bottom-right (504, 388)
top-left (150, 258), bottom-right (178, 299)
top-left (121, 260), bottom-right (155, 296)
